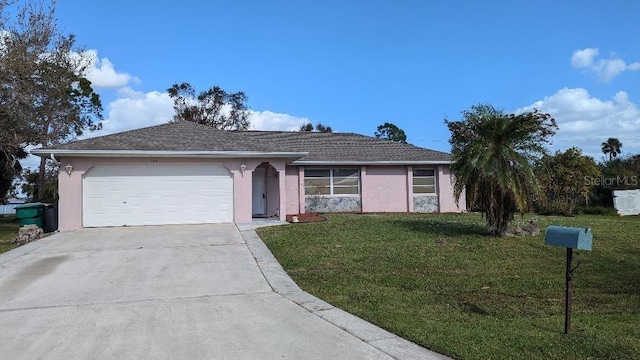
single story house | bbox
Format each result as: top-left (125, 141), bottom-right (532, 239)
top-left (32, 122), bottom-right (466, 231)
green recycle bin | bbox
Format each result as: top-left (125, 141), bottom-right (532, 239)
top-left (15, 202), bottom-right (45, 229)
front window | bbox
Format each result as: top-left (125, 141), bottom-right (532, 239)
top-left (413, 168), bottom-right (436, 194)
top-left (304, 168), bottom-right (359, 195)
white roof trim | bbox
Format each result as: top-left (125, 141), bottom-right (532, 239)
top-left (31, 149), bottom-right (308, 159)
top-left (291, 160), bottom-right (451, 165)
top-left (30, 150), bottom-right (450, 164)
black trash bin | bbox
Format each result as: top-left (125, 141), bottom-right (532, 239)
top-left (43, 205), bottom-right (59, 232)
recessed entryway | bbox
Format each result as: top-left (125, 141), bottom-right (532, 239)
top-left (252, 166), bottom-right (267, 216)
top-left (252, 163), bottom-right (280, 218)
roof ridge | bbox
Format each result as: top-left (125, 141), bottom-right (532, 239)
top-left (64, 122), bottom-right (175, 145)
top-left (68, 121), bottom-right (225, 145)
top-left (245, 130), bottom-right (356, 135)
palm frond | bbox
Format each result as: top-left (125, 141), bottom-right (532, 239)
top-left (446, 104), bottom-right (557, 236)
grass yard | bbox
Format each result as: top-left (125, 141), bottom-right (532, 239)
top-left (0, 216), bottom-right (20, 254)
top-left (257, 213), bottom-right (640, 360)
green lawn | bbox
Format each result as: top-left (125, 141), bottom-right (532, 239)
top-left (257, 213), bottom-right (640, 360)
top-left (0, 216), bottom-right (20, 254)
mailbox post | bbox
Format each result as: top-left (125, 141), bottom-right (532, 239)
top-left (544, 226), bottom-right (593, 334)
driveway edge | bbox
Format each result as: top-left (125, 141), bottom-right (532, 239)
top-left (237, 223), bottom-right (452, 360)
top-left (0, 232), bottom-right (64, 266)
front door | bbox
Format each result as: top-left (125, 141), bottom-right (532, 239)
top-left (252, 167), bottom-right (266, 216)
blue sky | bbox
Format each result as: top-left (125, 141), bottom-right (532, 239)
top-left (47, 0), bottom-right (640, 160)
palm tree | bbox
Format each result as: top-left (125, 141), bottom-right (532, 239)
top-left (446, 104), bottom-right (557, 236)
top-left (601, 138), bottom-right (622, 162)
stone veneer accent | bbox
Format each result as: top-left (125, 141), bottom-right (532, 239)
top-left (305, 196), bottom-right (361, 213)
top-left (413, 195), bottom-right (438, 212)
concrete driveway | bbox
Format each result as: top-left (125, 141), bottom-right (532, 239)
top-left (0, 223), bottom-right (447, 360)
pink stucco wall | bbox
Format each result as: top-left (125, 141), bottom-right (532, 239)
top-left (284, 164), bottom-right (465, 216)
top-left (56, 157), bottom-right (464, 231)
top-left (361, 166), bottom-right (409, 212)
top-left (285, 166), bottom-right (300, 215)
top-left (437, 165), bottom-right (467, 212)
top-left (57, 157), bottom-right (287, 231)
top-left (57, 158), bottom-right (84, 231)
top-left (406, 166), bottom-right (414, 212)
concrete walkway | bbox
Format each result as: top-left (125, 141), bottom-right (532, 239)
top-left (0, 223), bottom-right (449, 360)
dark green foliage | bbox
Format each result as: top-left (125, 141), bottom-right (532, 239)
top-left (299, 122), bottom-right (332, 133)
top-left (167, 82), bottom-right (250, 130)
top-left (575, 205), bottom-right (619, 216)
top-left (535, 199), bottom-right (573, 216)
top-left (20, 162), bottom-right (57, 203)
top-left (374, 122), bottom-right (407, 143)
top-left (314, 123), bottom-right (332, 133)
top-left (535, 147), bottom-right (600, 216)
top-left (299, 122), bottom-right (313, 131)
top-left (0, 148), bottom-right (26, 202)
top-left (445, 104), bottom-right (557, 235)
top-left (0, 216), bottom-right (20, 254)
top-left (591, 154), bottom-right (640, 207)
top-left (1, 0), bottom-right (103, 200)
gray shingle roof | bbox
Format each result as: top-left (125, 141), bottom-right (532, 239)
top-left (35, 122), bottom-right (451, 163)
top-left (243, 131), bottom-right (451, 162)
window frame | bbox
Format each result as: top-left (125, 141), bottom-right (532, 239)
top-left (412, 168), bottom-right (437, 194)
top-left (304, 168), bottom-right (360, 196)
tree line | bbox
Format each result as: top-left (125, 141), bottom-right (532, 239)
top-left (1, 0), bottom-right (102, 202)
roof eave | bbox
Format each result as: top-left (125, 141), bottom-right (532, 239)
top-left (291, 160), bottom-right (451, 165)
top-left (30, 149), bottom-right (308, 159)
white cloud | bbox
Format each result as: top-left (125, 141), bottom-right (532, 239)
top-left (0, 40), bottom-right (136, 88)
top-left (571, 48), bottom-right (640, 82)
top-left (518, 87), bottom-right (640, 159)
top-left (82, 89), bottom-right (309, 139)
top-left (24, 88), bottom-right (172, 171)
top-left (570, 48), bottom-right (599, 68)
top-left (23, 89), bottom-right (311, 172)
top-left (84, 87), bottom-right (174, 138)
top-left (81, 49), bottom-right (140, 88)
top-left (249, 110), bottom-right (310, 131)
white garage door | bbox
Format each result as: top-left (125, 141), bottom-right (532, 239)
top-left (83, 164), bottom-right (233, 227)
